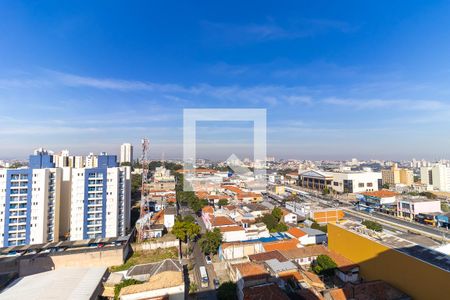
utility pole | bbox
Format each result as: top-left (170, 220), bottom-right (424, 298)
top-left (140, 138), bottom-right (150, 218)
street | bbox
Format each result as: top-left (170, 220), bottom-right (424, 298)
top-left (179, 204), bottom-right (218, 300)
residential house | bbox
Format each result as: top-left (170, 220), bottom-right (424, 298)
top-left (281, 208), bottom-right (298, 224)
top-left (243, 283), bottom-right (289, 300)
top-left (220, 225), bottom-right (247, 242)
top-left (298, 227), bottom-right (327, 245)
top-left (229, 262), bottom-right (271, 300)
top-left (119, 259), bottom-right (185, 300)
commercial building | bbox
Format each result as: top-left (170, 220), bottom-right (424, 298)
top-left (299, 170), bottom-right (382, 194)
top-left (120, 143), bottom-right (134, 164)
top-left (396, 196), bottom-right (441, 221)
top-left (381, 163), bottom-right (414, 186)
top-left (355, 190), bottom-right (398, 214)
top-left (421, 164), bottom-right (450, 192)
top-left (328, 221), bottom-right (450, 300)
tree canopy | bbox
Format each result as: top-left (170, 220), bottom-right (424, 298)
top-left (172, 220), bottom-right (200, 243)
top-left (218, 199), bottom-right (229, 207)
top-left (217, 281), bottom-right (237, 300)
top-left (312, 254), bottom-right (337, 276)
top-left (199, 228), bottom-right (222, 254)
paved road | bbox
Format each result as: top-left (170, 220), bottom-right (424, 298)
top-left (279, 185), bottom-right (450, 242)
top-left (188, 213), bottom-right (217, 300)
top-left (345, 208), bottom-right (450, 241)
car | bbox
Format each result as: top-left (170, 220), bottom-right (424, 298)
top-left (213, 278), bottom-right (220, 289)
top-left (205, 255), bottom-right (212, 264)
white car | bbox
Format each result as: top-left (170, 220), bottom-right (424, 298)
top-left (205, 255), bottom-right (212, 264)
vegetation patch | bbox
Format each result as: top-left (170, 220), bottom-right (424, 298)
top-left (110, 247), bottom-right (178, 272)
top-left (114, 279), bottom-right (144, 300)
top-left (362, 220), bottom-right (383, 232)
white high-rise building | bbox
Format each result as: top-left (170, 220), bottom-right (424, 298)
top-left (120, 143), bottom-right (133, 164)
top-left (0, 151), bottom-right (62, 247)
top-left (0, 150), bottom-right (131, 247)
top-left (69, 165), bottom-right (131, 240)
top-left (421, 164), bottom-right (450, 192)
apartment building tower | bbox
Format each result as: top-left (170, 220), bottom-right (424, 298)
top-left (120, 143), bottom-right (133, 164)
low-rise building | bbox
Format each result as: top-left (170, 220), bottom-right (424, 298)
top-left (396, 196), bottom-right (441, 220)
top-left (299, 170), bottom-right (382, 194)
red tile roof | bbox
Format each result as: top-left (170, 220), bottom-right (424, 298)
top-left (243, 283), bottom-right (289, 300)
top-left (211, 216), bottom-right (236, 227)
top-left (233, 262), bottom-right (269, 279)
top-left (202, 206), bottom-right (214, 214)
top-left (248, 250), bottom-right (289, 263)
top-left (219, 225), bottom-right (245, 233)
top-left (287, 227), bottom-right (307, 238)
top-left (263, 239), bottom-right (299, 252)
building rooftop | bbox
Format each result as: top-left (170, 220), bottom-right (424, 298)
top-left (248, 250), bottom-right (289, 263)
top-left (263, 239), bottom-right (299, 252)
top-left (287, 227), bottom-right (307, 238)
top-left (243, 283), bottom-right (289, 300)
top-left (265, 258), bottom-right (298, 273)
top-left (219, 225), bottom-right (245, 233)
top-left (301, 227), bottom-right (327, 236)
top-left (339, 221), bottom-right (450, 272)
top-left (398, 196), bottom-right (440, 203)
top-left (212, 216), bottom-right (236, 227)
top-left (0, 267), bottom-right (107, 300)
top-left (324, 280), bottom-right (410, 300)
top-left (127, 259), bottom-right (182, 278)
top-left (233, 262), bottom-right (269, 279)
top-left (120, 271), bottom-right (184, 296)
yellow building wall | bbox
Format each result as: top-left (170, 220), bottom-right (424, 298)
top-left (274, 185), bottom-right (285, 195)
top-left (328, 223), bottom-right (450, 300)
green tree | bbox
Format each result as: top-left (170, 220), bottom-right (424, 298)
top-left (271, 207), bottom-right (283, 222)
top-left (217, 282), bottom-right (237, 300)
top-left (199, 228), bottom-right (222, 254)
top-left (322, 186), bottom-right (330, 195)
top-left (218, 199), bottom-right (229, 207)
top-left (190, 199), bottom-right (208, 212)
top-left (172, 220), bottom-right (200, 243)
top-left (312, 255), bottom-right (337, 276)
top-left (382, 183), bottom-right (390, 189)
top-left (131, 173), bottom-right (142, 201)
top-left (261, 214), bottom-right (278, 231)
top-left (275, 222), bottom-right (288, 232)
top-left (183, 215), bottom-right (195, 223)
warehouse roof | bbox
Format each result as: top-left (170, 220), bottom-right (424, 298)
top-left (0, 267), bottom-right (107, 300)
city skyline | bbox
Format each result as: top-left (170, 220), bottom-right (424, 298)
top-left (1, 1), bottom-right (450, 160)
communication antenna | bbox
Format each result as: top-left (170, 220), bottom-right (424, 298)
top-left (140, 138), bottom-right (150, 217)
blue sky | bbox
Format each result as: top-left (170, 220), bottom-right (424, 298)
top-left (1, 1), bottom-right (450, 160)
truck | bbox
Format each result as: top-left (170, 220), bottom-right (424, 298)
top-left (199, 266), bottom-right (209, 288)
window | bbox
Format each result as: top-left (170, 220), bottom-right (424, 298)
top-left (367, 182), bottom-right (373, 187)
top-left (358, 183), bottom-right (364, 188)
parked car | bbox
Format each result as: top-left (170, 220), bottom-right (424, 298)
top-left (213, 278), bottom-right (220, 289)
top-left (205, 255), bottom-right (212, 264)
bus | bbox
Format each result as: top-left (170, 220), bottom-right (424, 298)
top-left (199, 266), bottom-right (209, 288)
